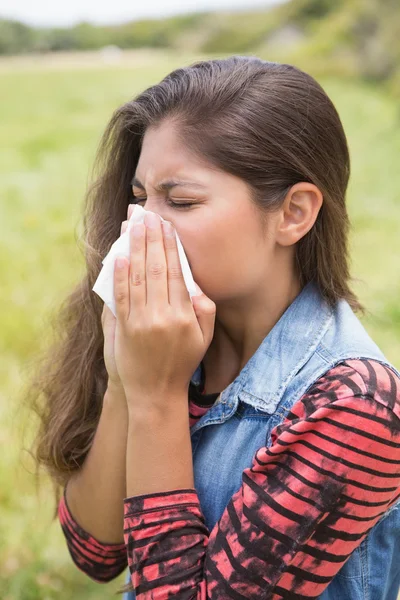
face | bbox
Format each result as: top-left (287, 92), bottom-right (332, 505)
top-left (132, 120), bottom-right (278, 304)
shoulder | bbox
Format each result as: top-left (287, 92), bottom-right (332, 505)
top-left (309, 358), bottom-right (400, 413)
top-left (285, 358), bottom-right (400, 433)
top-left (271, 358), bottom-right (400, 460)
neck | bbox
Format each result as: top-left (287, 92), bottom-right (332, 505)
top-left (206, 272), bottom-right (302, 377)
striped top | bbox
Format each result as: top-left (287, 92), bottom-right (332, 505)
top-left (58, 358), bottom-right (400, 598)
top-left (188, 359), bottom-right (220, 426)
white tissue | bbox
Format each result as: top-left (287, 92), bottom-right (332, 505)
top-left (92, 204), bottom-right (198, 317)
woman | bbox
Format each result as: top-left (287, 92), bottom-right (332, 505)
top-left (30, 56), bottom-right (400, 599)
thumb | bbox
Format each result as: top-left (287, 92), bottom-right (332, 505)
top-left (192, 283), bottom-right (216, 343)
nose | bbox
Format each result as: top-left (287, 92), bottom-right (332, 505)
top-left (130, 202), bottom-right (178, 235)
top-left (129, 201), bottom-right (163, 220)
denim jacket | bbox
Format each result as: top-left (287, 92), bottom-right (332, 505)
top-left (123, 280), bottom-right (400, 599)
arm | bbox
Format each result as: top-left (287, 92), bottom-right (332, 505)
top-left (58, 383), bottom-right (129, 582)
top-left (122, 359), bottom-right (400, 598)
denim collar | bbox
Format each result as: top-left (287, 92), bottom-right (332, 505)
top-left (238, 279), bottom-right (333, 411)
top-left (192, 280), bottom-right (334, 413)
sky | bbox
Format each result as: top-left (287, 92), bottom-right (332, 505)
top-left (0, 0), bottom-right (285, 27)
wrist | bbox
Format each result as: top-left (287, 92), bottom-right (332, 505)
top-left (126, 389), bottom-right (188, 423)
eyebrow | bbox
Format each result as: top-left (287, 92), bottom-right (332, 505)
top-left (131, 176), bottom-right (206, 192)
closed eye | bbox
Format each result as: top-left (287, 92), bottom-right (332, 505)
top-left (132, 196), bottom-right (195, 210)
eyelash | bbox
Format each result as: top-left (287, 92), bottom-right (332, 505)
top-left (132, 196), bottom-right (194, 210)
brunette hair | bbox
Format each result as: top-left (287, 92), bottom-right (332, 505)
top-left (24, 55), bottom-right (365, 594)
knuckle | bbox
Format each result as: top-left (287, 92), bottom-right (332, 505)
top-left (129, 309), bottom-right (145, 326)
top-left (149, 319), bottom-right (165, 333)
top-left (148, 262), bottom-right (165, 278)
top-left (173, 311), bottom-right (191, 328)
top-left (130, 270), bottom-right (143, 287)
top-left (126, 321), bottom-right (140, 336)
top-left (167, 265), bottom-right (183, 279)
top-left (115, 289), bottom-right (127, 304)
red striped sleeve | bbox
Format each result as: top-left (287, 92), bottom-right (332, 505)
top-left (122, 359), bottom-right (400, 599)
top-left (57, 386), bottom-right (212, 581)
top-left (58, 486), bottom-right (127, 583)
top-left (189, 399), bottom-right (211, 427)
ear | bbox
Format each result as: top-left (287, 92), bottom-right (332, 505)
top-left (275, 182), bottom-right (323, 247)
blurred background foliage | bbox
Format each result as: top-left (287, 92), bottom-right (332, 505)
top-left (0, 0), bottom-right (400, 93)
top-left (1, 0), bottom-right (400, 597)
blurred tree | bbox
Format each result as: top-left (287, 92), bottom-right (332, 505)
top-left (0, 0), bottom-right (398, 93)
top-left (0, 19), bottom-right (35, 54)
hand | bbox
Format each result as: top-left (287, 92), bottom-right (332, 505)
top-left (113, 210), bottom-right (216, 413)
top-left (100, 205), bottom-right (134, 393)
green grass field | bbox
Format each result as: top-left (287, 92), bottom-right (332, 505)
top-left (0, 50), bottom-right (399, 598)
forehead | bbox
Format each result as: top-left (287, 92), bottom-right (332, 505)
top-left (142, 121), bottom-right (184, 151)
top-left (135, 122), bottom-right (217, 185)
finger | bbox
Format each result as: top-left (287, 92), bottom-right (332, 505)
top-left (144, 212), bottom-right (168, 308)
top-left (113, 255), bottom-right (129, 322)
top-left (128, 203), bottom-right (134, 219)
top-left (103, 303), bottom-right (115, 322)
top-left (101, 302), bottom-right (109, 323)
top-left (162, 220), bottom-right (190, 307)
top-left (121, 220), bottom-right (128, 235)
top-left (129, 222), bottom-right (146, 311)
top-left (101, 303), bottom-right (115, 333)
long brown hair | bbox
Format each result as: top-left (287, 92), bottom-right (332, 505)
top-left (24, 55), bottom-right (365, 594)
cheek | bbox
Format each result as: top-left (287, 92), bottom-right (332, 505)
top-left (182, 225), bottom-right (260, 298)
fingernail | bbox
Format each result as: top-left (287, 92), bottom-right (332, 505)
top-left (144, 212), bottom-right (159, 229)
top-left (116, 256), bottom-right (125, 269)
top-left (162, 220), bottom-right (174, 237)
